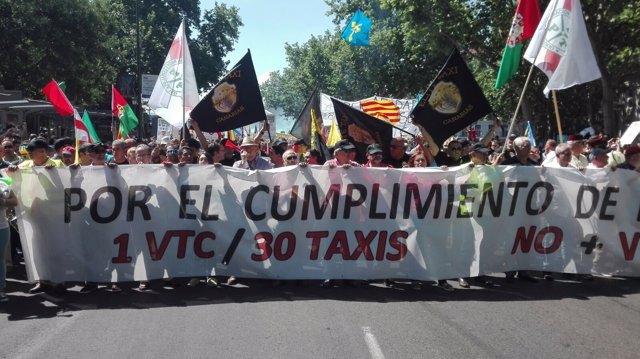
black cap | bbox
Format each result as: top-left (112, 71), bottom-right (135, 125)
top-left (366, 143), bottom-right (383, 155)
top-left (271, 138), bottom-right (288, 149)
top-left (470, 143), bottom-right (491, 154)
top-left (88, 143), bottom-right (107, 153)
top-left (54, 137), bottom-right (74, 151)
top-left (186, 138), bottom-right (201, 149)
top-left (334, 139), bottom-right (356, 152)
top-left (27, 138), bottom-right (49, 151)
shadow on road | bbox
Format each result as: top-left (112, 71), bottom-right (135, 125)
top-left (1, 265), bottom-right (639, 321)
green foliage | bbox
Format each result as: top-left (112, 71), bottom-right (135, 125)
top-left (263, 0), bottom-right (640, 136)
top-left (0, 0), bottom-right (241, 108)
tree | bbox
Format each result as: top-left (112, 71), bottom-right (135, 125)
top-left (265, 0), bottom-right (639, 138)
top-left (0, 0), bottom-right (121, 107)
top-left (0, 0), bottom-right (242, 109)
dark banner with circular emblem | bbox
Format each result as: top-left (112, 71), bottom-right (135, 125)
top-left (331, 97), bottom-right (394, 163)
top-left (411, 48), bottom-right (493, 146)
top-left (190, 50), bottom-right (267, 133)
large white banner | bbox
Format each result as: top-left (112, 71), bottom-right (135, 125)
top-left (6, 165), bottom-right (640, 283)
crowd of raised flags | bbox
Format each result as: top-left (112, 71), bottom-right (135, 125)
top-left (35, 1), bottom-right (605, 161)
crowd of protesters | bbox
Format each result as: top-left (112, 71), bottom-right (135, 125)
top-left (0, 118), bottom-right (639, 302)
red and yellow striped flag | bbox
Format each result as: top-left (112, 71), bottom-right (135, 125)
top-left (360, 99), bottom-right (400, 123)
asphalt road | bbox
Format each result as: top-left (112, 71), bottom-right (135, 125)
top-left (1, 267), bottom-right (639, 359)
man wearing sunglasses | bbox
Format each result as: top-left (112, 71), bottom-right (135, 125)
top-left (282, 149), bottom-right (299, 166)
top-left (385, 137), bottom-right (410, 168)
top-left (434, 139), bottom-right (469, 167)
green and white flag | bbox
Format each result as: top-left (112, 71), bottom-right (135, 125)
top-left (495, 0), bottom-right (541, 89)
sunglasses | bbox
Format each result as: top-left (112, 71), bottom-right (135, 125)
top-left (3, 145), bottom-right (13, 149)
top-left (450, 147), bottom-right (462, 151)
top-left (286, 155), bottom-right (298, 161)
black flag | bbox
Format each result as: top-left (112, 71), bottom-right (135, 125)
top-left (411, 48), bottom-right (493, 146)
top-left (290, 89), bottom-right (331, 163)
top-left (190, 50), bottom-right (266, 132)
top-left (331, 97), bottom-right (394, 163)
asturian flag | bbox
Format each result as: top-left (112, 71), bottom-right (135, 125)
top-left (341, 9), bottom-right (372, 46)
top-left (148, 19), bottom-right (199, 129)
top-left (523, 0), bottom-right (601, 96)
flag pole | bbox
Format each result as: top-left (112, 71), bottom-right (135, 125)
top-left (551, 90), bottom-right (564, 143)
top-left (501, 61), bottom-right (537, 155)
top-left (182, 18), bottom-right (187, 141)
top-left (502, 0), bottom-right (557, 154)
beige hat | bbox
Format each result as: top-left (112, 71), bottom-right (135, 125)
top-left (239, 137), bottom-right (258, 147)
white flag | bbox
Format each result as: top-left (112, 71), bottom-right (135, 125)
top-left (73, 109), bottom-right (90, 144)
top-left (523, 0), bottom-right (601, 96)
top-left (148, 19), bottom-right (199, 129)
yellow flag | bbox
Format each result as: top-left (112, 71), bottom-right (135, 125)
top-left (326, 118), bottom-right (341, 147)
top-left (228, 129), bottom-right (237, 142)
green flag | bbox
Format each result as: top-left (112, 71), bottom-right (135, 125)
top-left (112, 85), bottom-right (139, 138)
top-left (81, 110), bottom-right (101, 143)
top-left (495, 0), bottom-right (541, 89)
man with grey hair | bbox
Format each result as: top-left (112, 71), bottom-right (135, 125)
top-left (498, 136), bottom-right (539, 282)
top-left (233, 137), bottom-right (273, 170)
top-left (135, 144), bottom-right (153, 164)
top-left (500, 136), bottom-right (537, 166)
top-left (110, 139), bottom-right (129, 165)
top-left (545, 143), bottom-right (577, 168)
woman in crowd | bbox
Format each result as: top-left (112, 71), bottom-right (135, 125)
top-left (406, 149), bottom-right (454, 291)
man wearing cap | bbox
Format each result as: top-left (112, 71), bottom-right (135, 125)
top-left (9, 138), bottom-right (62, 294)
top-left (269, 138), bottom-right (288, 168)
top-left (51, 137), bottom-right (74, 161)
top-left (61, 146), bottom-right (76, 166)
top-left (77, 143), bottom-right (93, 166)
top-left (88, 143), bottom-right (108, 166)
top-left (587, 147), bottom-right (610, 169)
top-left (16, 138), bottom-right (62, 169)
top-left (363, 144), bottom-right (391, 168)
top-left (233, 137), bottom-right (273, 170)
top-left (323, 140), bottom-right (361, 167)
top-left (455, 143), bottom-right (499, 288)
top-left (615, 144), bottom-right (640, 172)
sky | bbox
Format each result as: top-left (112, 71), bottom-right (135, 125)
top-left (205, 0), bottom-right (338, 81)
